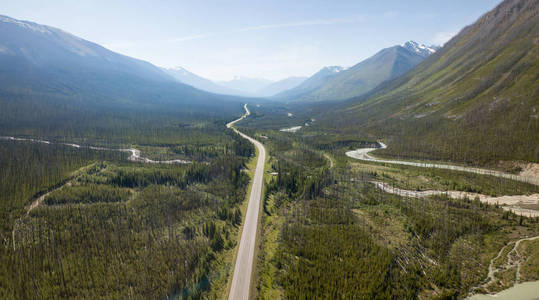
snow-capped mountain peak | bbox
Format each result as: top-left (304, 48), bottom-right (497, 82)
top-left (171, 66), bottom-right (190, 75)
top-left (402, 41), bottom-right (440, 57)
top-left (0, 15), bottom-right (52, 34)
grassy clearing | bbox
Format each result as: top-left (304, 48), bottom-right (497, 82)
top-left (519, 239), bottom-right (539, 282)
top-left (134, 145), bottom-right (185, 161)
top-left (255, 193), bottom-right (285, 299)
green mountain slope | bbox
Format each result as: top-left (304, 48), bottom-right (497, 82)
top-left (322, 0), bottom-right (538, 165)
top-left (274, 66), bottom-right (344, 100)
top-left (256, 76), bottom-right (307, 97)
top-left (0, 15), bottom-right (246, 137)
top-left (275, 42), bottom-right (436, 102)
top-left (310, 44), bottom-right (428, 101)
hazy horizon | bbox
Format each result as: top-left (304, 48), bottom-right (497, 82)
top-left (1, 0), bottom-right (501, 81)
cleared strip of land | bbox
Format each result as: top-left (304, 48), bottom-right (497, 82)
top-left (227, 104), bottom-right (266, 300)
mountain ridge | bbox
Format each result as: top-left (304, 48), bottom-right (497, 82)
top-left (320, 0), bottom-right (539, 164)
top-left (217, 76), bottom-right (274, 95)
top-left (163, 66), bottom-right (247, 96)
top-left (256, 76), bottom-right (307, 97)
top-left (274, 66), bottom-right (344, 100)
top-left (275, 41), bottom-right (437, 102)
top-left (0, 14), bottom-right (247, 133)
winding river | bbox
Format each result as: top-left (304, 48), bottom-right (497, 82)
top-left (0, 136), bottom-right (190, 164)
top-left (346, 142), bottom-right (539, 186)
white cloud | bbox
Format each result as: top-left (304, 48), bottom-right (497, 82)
top-left (164, 15), bottom-right (367, 44)
top-left (431, 31), bottom-right (457, 46)
top-left (233, 15), bottom-right (367, 33)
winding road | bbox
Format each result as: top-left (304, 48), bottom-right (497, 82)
top-left (346, 142), bottom-right (539, 186)
top-left (227, 104), bottom-right (266, 300)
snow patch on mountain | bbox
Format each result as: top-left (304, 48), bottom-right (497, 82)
top-left (0, 15), bottom-right (52, 34)
top-left (171, 66), bottom-right (190, 76)
top-left (325, 66), bottom-right (345, 73)
top-left (402, 41), bottom-right (440, 57)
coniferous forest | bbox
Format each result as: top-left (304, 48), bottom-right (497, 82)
top-left (252, 129), bottom-right (539, 299)
top-left (2, 0), bottom-right (539, 299)
top-left (0, 118), bottom-right (254, 299)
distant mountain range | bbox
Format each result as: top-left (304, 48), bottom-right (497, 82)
top-left (217, 76), bottom-right (274, 95)
top-left (256, 76), bottom-right (307, 97)
top-left (0, 15), bottom-right (172, 84)
top-left (164, 67), bottom-right (307, 97)
top-left (275, 66), bottom-right (345, 100)
top-left (163, 66), bottom-right (245, 96)
top-left (0, 14), bottom-right (246, 128)
top-left (275, 41), bottom-right (439, 102)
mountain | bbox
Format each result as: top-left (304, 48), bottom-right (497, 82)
top-left (276, 42), bottom-right (437, 102)
top-left (163, 66), bottom-right (245, 96)
top-left (323, 0), bottom-right (539, 165)
top-left (255, 76), bottom-right (307, 97)
top-left (401, 41), bottom-right (440, 58)
top-left (0, 15), bottom-right (244, 129)
top-left (0, 15), bottom-right (172, 83)
top-left (164, 67), bottom-right (302, 97)
top-left (274, 66), bottom-right (344, 100)
top-left (217, 76), bottom-right (274, 95)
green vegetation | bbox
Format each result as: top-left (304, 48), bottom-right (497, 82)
top-left (285, 45), bottom-right (427, 102)
top-left (2, 1), bottom-right (538, 298)
top-left (0, 141), bottom-right (125, 234)
top-left (519, 239), bottom-right (539, 282)
top-left (44, 184), bottom-right (132, 205)
top-left (253, 126), bottom-right (539, 299)
top-left (348, 159), bottom-right (539, 197)
top-left (253, 0), bottom-right (538, 167)
top-left (0, 119), bottom-right (255, 299)
top-left (334, 0), bottom-right (538, 165)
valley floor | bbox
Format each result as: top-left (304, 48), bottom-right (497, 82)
top-left (245, 122), bottom-right (539, 299)
top-left (346, 142), bottom-right (539, 186)
top-left (0, 117), bottom-right (256, 299)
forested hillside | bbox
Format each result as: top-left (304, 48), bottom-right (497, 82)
top-left (0, 122), bottom-right (255, 299)
top-left (274, 42), bottom-right (436, 102)
top-left (0, 15), bottom-right (247, 137)
top-left (2, 1), bottom-right (538, 299)
top-left (316, 0), bottom-right (538, 166)
top-left (251, 126), bottom-right (539, 299)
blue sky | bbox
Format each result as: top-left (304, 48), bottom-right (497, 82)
top-left (1, 0), bottom-right (501, 81)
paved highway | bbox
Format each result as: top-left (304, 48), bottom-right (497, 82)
top-left (227, 104), bottom-right (266, 300)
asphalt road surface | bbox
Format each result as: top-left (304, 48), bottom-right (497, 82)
top-left (227, 104), bottom-right (266, 300)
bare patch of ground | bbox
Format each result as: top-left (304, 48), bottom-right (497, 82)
top-left (470, 236), bottom-right (539, 295)
top-left (372, 181), bottom-right (539, 217)
top-left (519, 163), bottom-right (539, 179)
